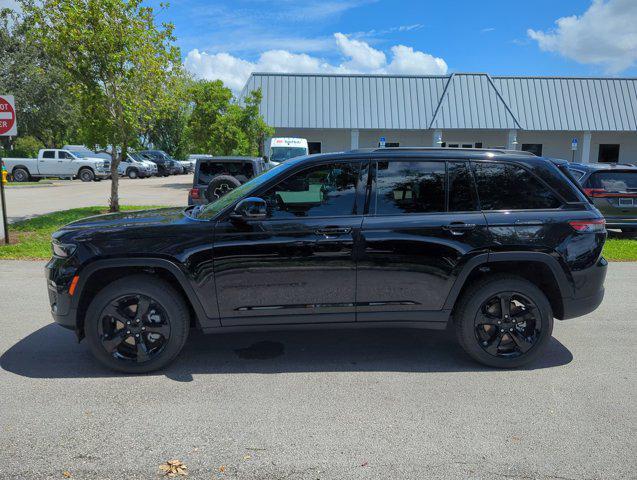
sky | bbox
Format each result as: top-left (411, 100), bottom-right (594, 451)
top-left (4, 0), bottom-right (637, 92)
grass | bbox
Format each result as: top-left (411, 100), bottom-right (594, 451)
top-left (1, 206), bottom-right (636, 261)
top-left (0, 206), bottom-right (165, 260)
top-left (603, 238), bottom-right (637, 261)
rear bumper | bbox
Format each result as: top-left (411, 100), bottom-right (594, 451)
top-left (561, 288), bottom-right (605, 320)
top-left (559, 257), bottom-right (607, 320)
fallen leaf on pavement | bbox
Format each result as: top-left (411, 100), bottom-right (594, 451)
top-left (361, 461), bottom-right (368, 467)
top-left (62, 472), bottom-right (72, 478)
top-left (243, 454), bottom-right (251, 461)
top-left (159, 459), bottom-right (188, 477)
top-left (219, 465), bottom-right (226, 473)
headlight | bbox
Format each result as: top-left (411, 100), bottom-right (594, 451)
top-left (52, 242), bottom-right (77, 258)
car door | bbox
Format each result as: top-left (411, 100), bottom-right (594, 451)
top-left (213, 159), bottom-right (366, 326)
top-left (37, 149), bottom-right (58, 175)
top-left (356, 158), bottom-right (490, 321)
top-left (57, 150), bottom-right (77, 175)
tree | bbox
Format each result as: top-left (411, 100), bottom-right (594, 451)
top-left (25, 0), bottom-right (182, 211)
top-left (187, 80), bottom-right (273, 156)
top-left (0, 7), bottom-right (79, 149)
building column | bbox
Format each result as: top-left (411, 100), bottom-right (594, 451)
top-left (506, 130), bottom-right (518, 150)
top-left (350, 129), bottom-right (359, 150)
top-left (432, 129), bottom-right (443, 147)
top-left (581, 132), bottom-right (592, 163)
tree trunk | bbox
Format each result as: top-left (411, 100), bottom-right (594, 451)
top-left (109, 149), bottom-right (120, 212)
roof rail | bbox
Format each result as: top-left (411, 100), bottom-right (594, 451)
top-left (349, 147), bottom-right (536, 156)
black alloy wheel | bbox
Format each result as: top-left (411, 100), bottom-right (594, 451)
top-left (454, 275), bottom-right (553, 368)
top-left (85, 275), bottom-right (189, 373)
top-left (97, 294), bottom-right (170, 364)
top-left (474, 292), bottom-right (541, 358)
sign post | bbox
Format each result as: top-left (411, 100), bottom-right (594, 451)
top-left (379, 136), bottom-right (386, 148)
top-left (0, 95), bottom-right (17, 244)
top-left (571, 138), bottom-right (578, 162)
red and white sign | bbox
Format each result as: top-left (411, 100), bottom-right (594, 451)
top-left (0, 95), bottom-right (17, 136)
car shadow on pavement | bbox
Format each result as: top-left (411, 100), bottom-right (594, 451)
top-left (1, 323), bottom-right (573, 381)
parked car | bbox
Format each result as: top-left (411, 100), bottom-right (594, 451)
top-left (3, 148), bottom-right (110, 182)
top-left (178, 158), bottom-right (196, 174)
top-left (118, 152), bottom-right (158, 178)
top-left (565, 162), bottom-right (637, 233)
top-left (46, 147), bottom-right (607, 373)
top-left (188, 156), bottom-right (269, 206)
top-left (137, 150), bottom-right (176, 176)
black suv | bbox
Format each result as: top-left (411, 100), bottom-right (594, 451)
top-left (46, 148), bottom-right (607, 373)
top-left (565, 162), bottom-right (637, 233)
top-left (188, 156), bottom-right (269, 206)
top-left (138, 150), bottom-right (181, 176)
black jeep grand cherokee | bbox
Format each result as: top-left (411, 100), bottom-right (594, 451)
top-left (46, 148), bottom-right (607, 372)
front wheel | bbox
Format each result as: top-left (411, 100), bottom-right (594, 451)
top-left (85, 275), bottom-right (190, 373)
top-left (454, 275), bottom-right (553, 368)
top-left (127, 168), bottom-right (139, 179)
top-left (79, 168), bottom-right (95, 182)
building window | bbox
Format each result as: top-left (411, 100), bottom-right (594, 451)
top-left (598, 144), bottom-right (620, 163)
top-left (446, 142), bottom-right (475, 148)
top-left (378, 142), bottom-right (400, 147)
top-left (308, 142), bottom-right (321, 154)
top-left (521, 144), bottom-right (543, 156)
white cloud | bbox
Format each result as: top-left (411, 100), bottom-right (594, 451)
top-left (386, 45), bottom-right (448, 75)
top-left (334, 33), bottom-right (386, 70)
top-left (527, 0), bottom-right (637, 73)
top-left (185, 33), bottom-right (448, 92)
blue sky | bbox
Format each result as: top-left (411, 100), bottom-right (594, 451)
top-left (149, 0), bottom-right (637, 90)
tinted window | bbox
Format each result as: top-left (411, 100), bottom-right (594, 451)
top-left (197, 162), bottom-right (254, 185)
top-left (521, 144), bottom-right (543, 156)
top-left (589, 171), bottom-right (637, 191)
top-left (262, 162), bottom-right (359, 218)
top-left (473, 162), bottom-right (561, 210)
top-left (59, 151), bottom-right (73, 159)
top-left (448, 161), bottom-right (478, 211)
top-left (375, 161), bottom-right (445, 214)
top-left (42, 150), bottom-right (55, 159)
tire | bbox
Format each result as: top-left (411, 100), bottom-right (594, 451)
top-left (79, 168), bottom-right (95, 182)
top-left (84, 275), bottom-right (190, 373)
top-left (454, 275), bottom-right (554, 368)
top-left (12, 167), bottom-right (30, 183)
top-left (205, 175), bottom-right (242, 202)
top-left (127, 168), bottom-right (139, 179)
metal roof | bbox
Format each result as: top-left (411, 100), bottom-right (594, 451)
top-left (242, 72), bottom-right (637, 132)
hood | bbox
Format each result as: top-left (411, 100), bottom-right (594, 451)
top-left (53, 207), bottom-right (187, 240)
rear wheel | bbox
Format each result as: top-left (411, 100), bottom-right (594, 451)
top-left (12, 168), bottom-right (29, 182)
top-left (79, 168), bottom-right (95, 182)
top-left (85, 275), bottom-right (190, 373)
top-left (454, 275), bottom-right (553, 368)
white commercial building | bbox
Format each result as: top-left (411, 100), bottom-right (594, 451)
top-left (242, 72), bottom-right (637, 163)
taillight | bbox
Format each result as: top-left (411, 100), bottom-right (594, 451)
top-left (584, 188), bottom-right (637, 198)
top-left (189, 188), bottom-right (200, 199)
top-left (568, 218), bottom-right (606, 233)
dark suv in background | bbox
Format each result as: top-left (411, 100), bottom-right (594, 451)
top-left (188, 156), bottom-right (269, 205)
top-left (566, 162), bottom-right (637, 233)
top-left (139, 150), bottom-right (182, 176)
top-left (46, 148), bottom-right (607, 373)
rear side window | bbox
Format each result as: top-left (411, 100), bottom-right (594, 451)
top-left (448, 161), bottom-right (478, 211)
top-left (375, 161), bottom-right (445, 214)
top-left (588, 171), bottom-right (637, 192)
top-left (198, 162), bottom-right (254, 185)
top-left (473, 162), bottom-right (562, 210)
top-left (42, 150), bottom-right (55, 159)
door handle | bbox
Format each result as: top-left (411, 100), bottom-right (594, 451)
top-left (442, 222), bottom-right (476, 236)
top-left (315, 227), bottom-right (352, 236)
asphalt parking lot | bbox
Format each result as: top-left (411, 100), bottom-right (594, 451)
top-left (0, 260), bottom-right (635, 479)
top-left (3, 175), bottom-right (191, 222)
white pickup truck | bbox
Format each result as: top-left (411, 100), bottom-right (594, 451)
top-left (2, 148), bottom-right (111, 182)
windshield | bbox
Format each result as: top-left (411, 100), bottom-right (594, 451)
top-left (197, 160), bottom-right (299, 220)
top-left (270, 147), bottom-right (307, 163)
top-left (70, 150), bottom-right (91, 158)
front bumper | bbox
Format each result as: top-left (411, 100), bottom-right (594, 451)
top-left (95, 171), bottom-right (111, 179)
top-left (45, 257), bottom-right (79, 331)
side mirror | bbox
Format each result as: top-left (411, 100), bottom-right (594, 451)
top-left (230, 197), bottom-right (267, 221)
